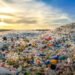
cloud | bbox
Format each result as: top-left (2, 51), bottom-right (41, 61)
top-left (0, 0), bottom-right (72, 29)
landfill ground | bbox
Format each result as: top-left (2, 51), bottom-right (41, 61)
top-left (0, 24), bottom-right (75, 75)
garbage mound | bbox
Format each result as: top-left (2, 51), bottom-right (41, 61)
top-left (0, 25), bottom-right (75, 75)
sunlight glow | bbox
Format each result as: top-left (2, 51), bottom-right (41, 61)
top-left (0, 22), bottom-right (8, 26)
top-left (0, 7), bottom-right (17, 14)
top-left (0, 15), bottom-right (13, 19)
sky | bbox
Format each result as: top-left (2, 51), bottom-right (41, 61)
top-left (0, 0), bottom-right (74, 30)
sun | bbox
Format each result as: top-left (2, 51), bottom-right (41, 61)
top-left (0, 7), bottom-right (17, 14)
top-left (0, 22), bottom-right (8, 26)
top-left (0, 14), bottom-right (15, 27)
top-left (0, 15), bottom-right (13, 19)
top-left (0, 6), bottom-right (19, 27)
